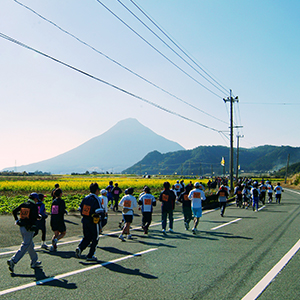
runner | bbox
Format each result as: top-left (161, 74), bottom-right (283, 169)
top-left (98, 189), bottom-right (108, 233)
top-left (251, 182), bottom-right (260, 212)
top-left (178, 187), bottom-right (192, 230)
top-left (216, 184), bottom-right (229, 217)
top-left (106, 181), bottom-right (114, 209)
top-left (188, 182), bottom-right (206, 234)
top-left (274, 182), bottom-right (284, 204)
top-left (138, 186), bottom-right (156, 234)
top-left (159, 182), bottom-right (176, 234)
top-left (75, 183), bottom-right (104, 261)
top-left (50, 188), bottom-right (66, 252)
top-left (266, 180), bottom-right (274, 203)
top-left (33, 193), bottom-right (48, 249)
top-left (118, 187), bottom-right (137, 241)
top-left (111, 183), bottom-right (122, 212)
top-left (259, 179), bottom-right (267, 205)
top-left (7, 193), bottom-right (42, 273)
top-left (234, 183), bottom-right (243, 208)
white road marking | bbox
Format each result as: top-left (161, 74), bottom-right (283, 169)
top-left (0, 248), bottom-right (158, 296)
top-left (0, 206), bottom-right (227, 257)
top-left (211, 218), bottom-right (242, 230)
top-left (242, 238), bottom-right (300, 300)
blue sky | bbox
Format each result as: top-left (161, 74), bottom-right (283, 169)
top-left (0, 0), bottom-right (300, 170)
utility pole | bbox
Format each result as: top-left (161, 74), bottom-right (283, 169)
top-left (285, 154), bottom-right (290, 184)
top-left (236, 134), bottom-right (244, 181)
top-left (223, 90), bottom-right (239, 193)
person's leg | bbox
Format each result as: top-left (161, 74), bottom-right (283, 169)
top-left (87, 224), bottom-right (99, 259)
top-left (11, 227), bottom-right (34, 264)
top-left (169, 210), bottom-right (174, 230)
top-left (56, 231), bottom-right (66, 241)
top-left (161, 211), bottom-right (167, 230)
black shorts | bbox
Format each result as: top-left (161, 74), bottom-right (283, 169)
top-left (51, 222), bottom-right (66, 233)
top-left (123, 215), bottom-right (133, 223)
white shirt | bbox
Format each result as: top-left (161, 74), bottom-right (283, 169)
top-left (188, 188), bottom-right (206, 208)
top-left (119, 194), bottom-right (137, 215)
top-left (139, 193), bottom-right (156, 212)
top-left (98, 195), bottom-right (108, 213)
top-left (274, 186), bottom-right (283, 194)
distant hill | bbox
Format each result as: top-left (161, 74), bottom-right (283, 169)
top-left (3, 118), bottom-right (185, 174)
top-left (273, 160), bottom-right (300, 177)
top-left (122, 145), bottom-right (300, 175)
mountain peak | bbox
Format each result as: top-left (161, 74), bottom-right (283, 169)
top-left (4, 118), bottom-right (185, 174)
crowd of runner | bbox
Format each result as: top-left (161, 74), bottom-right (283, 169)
top-left (6, 178), bottom-right (283, 272)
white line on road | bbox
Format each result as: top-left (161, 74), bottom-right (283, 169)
top-left (211, 218), bottom-right (242, 230)
top-left (0, 208), bottom-right (220, 257)
top-left (0, 248), bottom-right (158, 297)
top-left (242, 238), bottom-right (300, 300)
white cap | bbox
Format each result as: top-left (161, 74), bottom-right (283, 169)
top-left (194, 182), bottom-right (200, 187)
top-left (100, 189), bottom-right (107, 195)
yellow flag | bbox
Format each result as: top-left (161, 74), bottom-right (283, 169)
top-left (221, 157), bottom-right (225, 166)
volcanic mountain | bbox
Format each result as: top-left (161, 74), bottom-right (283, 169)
top-left (6, 118), bottom-right (185, 174)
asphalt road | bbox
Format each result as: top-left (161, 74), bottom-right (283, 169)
top-left (0, 189), bottom-right (299, 300)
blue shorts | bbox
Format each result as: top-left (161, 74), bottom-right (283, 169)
top-left (192, 207), bottom-right (202, 218)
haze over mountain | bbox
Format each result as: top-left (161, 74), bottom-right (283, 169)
top-left (3, 118), bottom-right (185, 174)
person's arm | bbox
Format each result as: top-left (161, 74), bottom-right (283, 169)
top-left (12, 205), bottom-right (21, 221)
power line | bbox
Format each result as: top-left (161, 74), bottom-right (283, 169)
top-left (129, 0), bottom-right (230, 94)
top-left (116, 0), bottom-right (227, 95)
top-left (95, 0), bottom-right (224, 99)
top-left (241, 102), bottom-right (300, 105)
top-left (13, 0), bottom-right (228, 125)
top-left (0, 32), bottom-right (225, 134)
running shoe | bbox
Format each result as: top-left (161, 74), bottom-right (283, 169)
top-left (119, 234), bottom-right (125, 241)
top-left (75, 248), bottom-right (82, 258)
top-left (86, 256), bottom-right (97, 261)
top-left (7, 259), bottom-right (15, 273)
top-left (41, 243), bottom-right (49, 249)
top-left (31, 261), bottom-right (42, 268)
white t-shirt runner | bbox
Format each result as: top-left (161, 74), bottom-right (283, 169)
top-left (119, 194), bottom-right (137, 215)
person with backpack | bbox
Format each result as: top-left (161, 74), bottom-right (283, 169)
top-left (251, 182), bottom-right (260, 212)
top-left (216, 184), bottom-right (229, 217)
top-left (75, 183), bottom-right (104, 261)
top-left (138, 186), bottom-right (156, 234)
top-left (7, 193), bottom-right (42, 273)
top-left (33, 193), bottom-right (48, 249)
